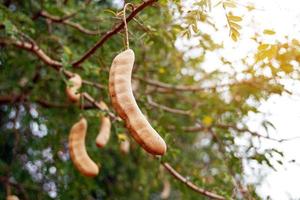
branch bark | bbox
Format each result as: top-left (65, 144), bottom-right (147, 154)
top-left (82, 92), bottom-right (121, 121)
top-left (182, 123), bottom-right (299, 142)
top-left (147, 95), bottom-right (190, 115)
top-left (72, 0), bottom-right (158, 67)
top-left (0, 38), bottom-right (103, 90)
top-left (134, 76), bottom-right (254, 92)
top-left (0, 38), bottom-right (62, 69)
top-left (162, 162), bottom-right (225, 200)
top-left (39, 10), bottom-right (102, 35)
top-left (207, 128), bottom-right (250, 199)
top-left (0, 94), bottom-right (94, 109)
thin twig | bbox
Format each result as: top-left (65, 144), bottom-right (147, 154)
top-left (0, 38), bottom-right (104, 90)
top-left (82, 92), bottom-right (121, 121)
top-left (0, 38), bottom-right (62, 69)
top-left (214, 123), bottom-right (300, 142)
top-left (72, 0), bottom-right (158, 67)
top-left (208, 128), bottom-right (251, 199)
top-left (147, 96), bottom-right (190, 115)
top-left (182, 123), bottom-right (300, 142)
top-left (39, 10), bottom-right (101, 35)
top-left (82, 79), bottom-right (105, 89)
top-left (0, 94), bottom-right (94, 109)
top-left (134, 76), bottom-right (255, 92)
top-left (162, 162), bottom-right (225, 200)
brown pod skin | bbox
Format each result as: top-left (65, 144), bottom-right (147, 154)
top-left (6, 195), bottom-right (19, 200)
top-left (69, 117), bottom-right (99, 177)
top-left (66, 74), bottom-right (82, 102)
top-left (109, 56), bottom-right (126, 119)
top-left (160, 179), bottom-right (171, 199)
top-left (96, 101), bottom-right (111, 148)
top-left (109, 49), bottom-right (167, 155)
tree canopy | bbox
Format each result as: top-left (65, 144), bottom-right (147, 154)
top-left (0, 0), bottom-right (299, 199)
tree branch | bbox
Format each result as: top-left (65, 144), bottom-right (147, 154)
top-left (72, 0), bottom-right (158, 67)
top-left (0, 38), bottom-right (104, 90)
top-left (207, 128), bottom-right (250, 198)
top-left (182, 123), bottom-right (300, 142)
top-left (82, 92), bottom-right (121, 121)
top-left (0, 38), bottom-right (62, 69)
top-left (0, 38), bottom-right (116, 117)
top-left (134, 76), bottom-right (230, 92)
top-left (39, 10), bottom-right (102, 35)
top-left (147, 95), bottom-right (190, 115)
top-left (82, 79), bottom-right (105, 89)
top-left (134, 76), bottom-right (278, 93)
top-left (215, 123), bottom-right (300, 142)
top-left (0, 94), bottom-right (94, 109)
top-left (162, 162), bottom-right (225, 200)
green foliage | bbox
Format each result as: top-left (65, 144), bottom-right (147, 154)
top-left (0, 0), bottom-right (299, 199)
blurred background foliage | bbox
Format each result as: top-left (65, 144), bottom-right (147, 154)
top-left (0, 0), bottom-right (299, 199)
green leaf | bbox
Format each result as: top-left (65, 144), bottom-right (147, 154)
top-left (229, 21), bottom-right (241, 30)
top-left (223, 1), bottom-right (236, 8)
top-left (263, 29), bottom-right (276, 35)
top-left (191, 24), bottom-right (199, 33)
top-left (258, 44), bottom-right (270, 51)
top-left (228, 14), bottom-right (242, 22)
top-left (3, 19), bottom-right (16, 35)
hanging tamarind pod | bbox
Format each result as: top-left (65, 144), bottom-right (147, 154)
top-left (160, 179), bottom-right (171, 199)
top-left (6, 195), bottom-right (19, 200)
top-left (95, 101), bottom-right (111, 148)
top-left (66, 73), bottom-right (82, 102)
top-left (109, 49), bottom-right (167, 155)
top-left (69, 117), bottom-right (99, 177)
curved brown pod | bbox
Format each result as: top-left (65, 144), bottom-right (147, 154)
top-left (66, 74), bottom-right (82, 102)
top-left (69, 117), bottom-right (99, 177)
top-left (160, 179), bottom-right (171, 199)
top-left (95, 101), bottom-right (111, 148)
top-left (109, 49), bottom-right (167, 155)
top-left (6, 195), bottom-right (19, 200)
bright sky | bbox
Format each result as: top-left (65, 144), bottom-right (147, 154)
top-left (207, 1), bottom-right (300, 199)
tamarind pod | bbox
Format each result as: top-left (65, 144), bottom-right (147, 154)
top-left (160, 179), bottom-right (171, 199)
top-left (109, 52), bottom-right (142, 150)
top-left (109, 49), bottom-right (167, 155)
top-left (109, 50), bottom-right (151, 150)
top-left (96, 101), bottom-right (111, 148)
top-left (69, 117), bottom-right (99, 177)
top-left (110, 63), bottom-right (144, 147)
top-left (112, 51), bottom-right (166, 155)
top-left (66, 74), bottom-right (82, 102)
top-left (120, 138), bottom-right (130, 154)
top-left (6, 195), bottom-right (19, 200)
top-left (109, 61), bottom-right (127, 120)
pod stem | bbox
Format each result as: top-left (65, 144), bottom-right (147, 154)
top-left (123, 3), bottom-right (132, 49)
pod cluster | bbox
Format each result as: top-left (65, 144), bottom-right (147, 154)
top-left (65, 48), bottom-right (167, 177)
top-left (66, 75), bottom-right (112, 177)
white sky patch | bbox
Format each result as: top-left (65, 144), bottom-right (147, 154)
top-left (240, 1), bottom-right (299, 199)
top-left (185, 0), bottom-right (300, 199)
